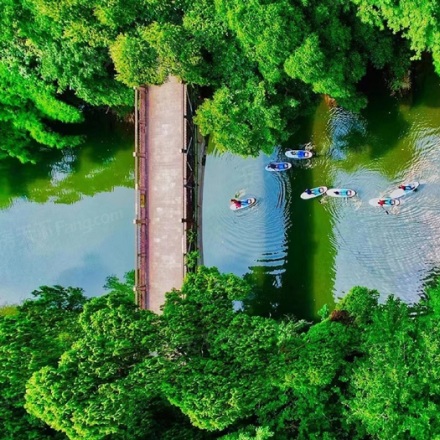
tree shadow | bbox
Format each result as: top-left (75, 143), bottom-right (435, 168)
top-left (242, 168), bottom-right (317, 322)
top-left (357, 67), bottom-right (411, 160)
top-left (242, 115), bottom-right (319, 322)
top-left (411, 55), bottom-right (440, 109)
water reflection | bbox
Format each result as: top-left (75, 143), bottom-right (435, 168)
top-left (0, 114), bottom-right (134, 304)
top-left (0, 115), bottom-right (133, 209)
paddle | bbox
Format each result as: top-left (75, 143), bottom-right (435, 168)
top-left (381, 205), bottom-right (389, 215)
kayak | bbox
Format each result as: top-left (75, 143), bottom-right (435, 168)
top-left (326, 188), bottom-right (356, 198)
top-left (265, 162), bottom-right (292, 172)
top-left (230, 197), bottom-right (257, 211)
top-left (300, 186), bottom-right (328, 200)
top-left (285, 150), bottom-right (313, 159)
top-left (368, 198), bottom-right (401, 207)
top-left (389, 181), bottom-right (420, 199)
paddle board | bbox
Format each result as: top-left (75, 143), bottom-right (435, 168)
top-left (326, 188), bottom-right (356, 198)
top-left (300, 186), bottom-right (328, 200)
top-left (230, 197), bottom-right (257, 211)
top-left (285, 150), bottom-right (313, 159)
top-left (265, 162), bottom-right (292, 172)
top-left (389, 181), bottom-right (419, 199)
top-left (368, 198), bottom-right (401, 207)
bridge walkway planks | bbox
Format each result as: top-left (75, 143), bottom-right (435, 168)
top-left (134, 76), bottom-right (187, 313)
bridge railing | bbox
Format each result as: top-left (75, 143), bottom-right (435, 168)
top-left (134, 86), bottom-right (148, 308)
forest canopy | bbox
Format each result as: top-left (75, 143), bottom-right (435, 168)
top-left (1, 0), bottom-right (440, 160)
top-left (2, 268), bottom-right (440, 439)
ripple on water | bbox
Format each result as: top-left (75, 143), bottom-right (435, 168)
top-left (204, 95), bottom-right (440, 313)
top-left (327, 129), bottom-right (440, 302)
top-left (203, 151), bottom-right (291, 277)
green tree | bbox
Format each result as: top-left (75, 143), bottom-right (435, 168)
top-left (0, 0), bottom-right (427, 160)
top-left (352, 0), bottom-right (440, 74)
top-left (0, 304), bottom-right (18, 317)
top-left (0, 0), bottom-right (132, 162)
top-left (194, 77), bottom-right (293, 156)
top-left (110, 30), bottom-right (168, 87)
top-left (220, 425), bottom-right (274, 440)
top-left (6, 267), bottom-right (440, 439)
top-left (335, 286), bottom-right (379, 326)
top-left (18, 0), bottom-right (133, 107)
top-left (103, 270), bottom-right (135, 300)
top-left (0, 63), bottom-right (84, 163)
top-left (160, 266), bottom-right (304, 431)
top-left (25, 291), bottom-right (202, 439)
top-left (0, 286), bottom-right (86, 439)
top-left (345, 289), bottom-right (440, 439)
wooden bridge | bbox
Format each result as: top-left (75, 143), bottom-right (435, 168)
top-left (134, 77), bottom-right (203, 313)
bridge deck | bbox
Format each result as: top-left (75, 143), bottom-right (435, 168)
top-left (135, 77), bottom-right (187, 313)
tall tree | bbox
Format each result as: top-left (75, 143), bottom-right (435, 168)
top-left (0, 0), bottom-right (430, 160)
top-left (344, 286), bottom-right (440, 439)
top-left (160, 266), bottom-right (305, 431)
top-left (5, 267), bottom-right (440, 439)
top-left (0, 286), bottom-right (86, 439)
top-left (25, 291), bottom-right (204, 439)
top-left (194, 77), bottom-right (294, 156)
top-left (352, 0), bottom-right (440, 74)
top-left (0, 0), bottom-right (131, 162)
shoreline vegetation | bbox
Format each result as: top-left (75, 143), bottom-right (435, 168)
top-left (1, 266), bottom-right (440, 439)
top-left (2, 0), bottom-right (440, 162)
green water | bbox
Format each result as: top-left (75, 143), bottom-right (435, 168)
top-left (0, 114), bottom-right (134, 304)
top-left (203, 68), bottom-right (440, 321)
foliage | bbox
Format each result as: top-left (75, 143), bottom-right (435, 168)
top-left (110, 30), bottom-right (168, 87)
top-left (194, 78), bottom-right (292, 156)
top-left (185, 250), bottom-right (200, 271)
top-left (343, 287), bottom-right (440, 439)
top-left (5, 267), bottom-right (440, 439)
top-left (0, 63), bottom-right (84, 163)
top-left (25, 292), bottom-right (165, 439)
top-left (0, 304), bottom-right (18, 317)
top-left (221, 425), bottom-right (274, 440)
top-left (160, 266), bottom-right (305, 431)
top-left (0, 286), bottom-right (87, 439)
top-left (0, 0), bottom-right (130, 162)
top-left (352, 0), bottom-right (440, 74)
top-left (25, 283), bottom-right (207, 440)
top-left (0, 0), bottom-right (430, 159)
top-left (104, 270), bottom-right (135, 301)
top-left (335, 286), bottom-right (380, 326)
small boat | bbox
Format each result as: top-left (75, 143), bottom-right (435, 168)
top-left (265, 161), bottom-right (292, 172)
top-left (326, 188), bottom-right (357, 198)
top-left (389, 181), bottom-right (419, 199)
top-left (230, 197), bottom-right (257, 211)
top-left (368, 198), bottom-right (401, 207)
top-left (300, 186), bottom-right (328, 200)
top-left (285, 150), bottom-right (314, 159)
